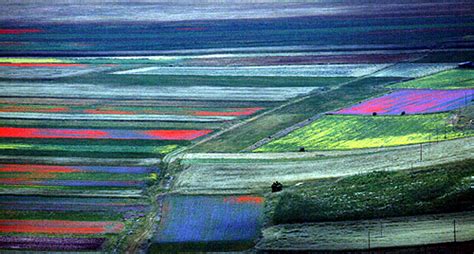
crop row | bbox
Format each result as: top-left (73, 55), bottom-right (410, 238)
top-left (0, 163), bottom-right (156, 191)
top-left (114, 63), bottom-right (456, 78)
top-left (0, 127), bottom-right (212, 140)
top-left (114, 64), bottom-right (389, 77)
top-left (0, 82), bottom-right (318, 101)
top-left (0, 219), bottom-right (124, 234)
top-left (0, 194), bottom-right (149, 251)
top-left (0, 64), bottom-right (113, 79)
top-left (0, 104), bottom-right (264, 117)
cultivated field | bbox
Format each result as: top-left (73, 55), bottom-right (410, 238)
top-left (174, 137), bottom-right (474, 194)
top-left (334, 89), bottom-right (474, 115)
top-left (1, 2), bottom-right (474, 252)
top-left (393, 69), bottom-right (474, 89)
top-left (369, 63), bottom-right (457, 78)
top-left (152, 195), bottom-right (264, 251)
top-left (255, 114), bottom-right (472, 152)
top-left (113, 64), bottom-right (389, 77)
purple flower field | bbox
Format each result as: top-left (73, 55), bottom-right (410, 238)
top-left (39, 179), bottom-right (144, 187)
top-left (155, 195), bottom-right (264, 243)
top-left (75, 165), bottom-right (156, 174)
top-left (334, 89), bottom-right (474, 115)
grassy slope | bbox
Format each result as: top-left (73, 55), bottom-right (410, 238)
top-left (268, 159), bottom-right (474, 224)
top-left (258, 211), bottom-right (474, 251)
top-left (191, 77), bottom-right (402, 152)
top-left (256, 114), bottom-right (472, 152)
top-left (392, 69), bottom-right (474, 89)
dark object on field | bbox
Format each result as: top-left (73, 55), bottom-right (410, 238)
top-left (458, 61), bottom-right (473, 69)
top-left (299, 147), bottom-right (305, 152)
top-left (272, 181), bottom-right (283, 192)
top-left (401, 111), bottom-right (406, 116)
top-left (372, 112), bottom-right (377, 116)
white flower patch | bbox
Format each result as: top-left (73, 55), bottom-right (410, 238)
top-left (113, 64), bottom-right (389, 77)
top-left (0, 83), bottom-right (318, 101)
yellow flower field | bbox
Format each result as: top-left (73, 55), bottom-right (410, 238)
top-left (255, 114), bottom-right (472, 152)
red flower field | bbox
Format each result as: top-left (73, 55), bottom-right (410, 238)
top-left (0, 127), bottom-right (212, 140)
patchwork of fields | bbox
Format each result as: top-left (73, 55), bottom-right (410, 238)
top-left (0, 56), bottom-right (339, 252)
top-left (0, 194), bottom-right (149, 251)
top-left (1, 3), bottom-right (474, 251)
top-left (0, 55), bottom-right (473, 252)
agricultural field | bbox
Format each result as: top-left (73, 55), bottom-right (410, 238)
top-left (255, 114), bottom-right (472, 152)
top-left (0, 164), bottom-right (156, 194)
top-left (393, 69), bottom-right (474, 89)
top-left (369, 63), bottom-right (457, 78)
top-left (268, 159), bottom-right (474, 224)
top-left (334, 89), bottom-right (474, 115)
top-left (0, 56), bottom-right (337, 252)
top-left (113, 64), bottom-right (389, 77)
top-left (0, 63), bottom-right (114, 79)
top-left (1, 1), bottom-right (474, 253)
top-left (0, 195), bottom-right (149, 251)
top-left (152, 195), bottom-right (264, 252)
top-left (257, 211), bottom-right (474, 251)
top-left (190, 77), bottom-right (404, 153)
top-left (174, 137), bottom-right (474, 194)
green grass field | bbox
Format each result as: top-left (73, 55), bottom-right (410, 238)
top-left (392, 69), bottom-right (474, 89)
top-left (255, 114), bottom-right (472, 152)
top-left (268, 159), bottom-right (474, 224)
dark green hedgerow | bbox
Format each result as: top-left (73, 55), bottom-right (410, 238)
top-left (269, 159), bottom-right (474, 224)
